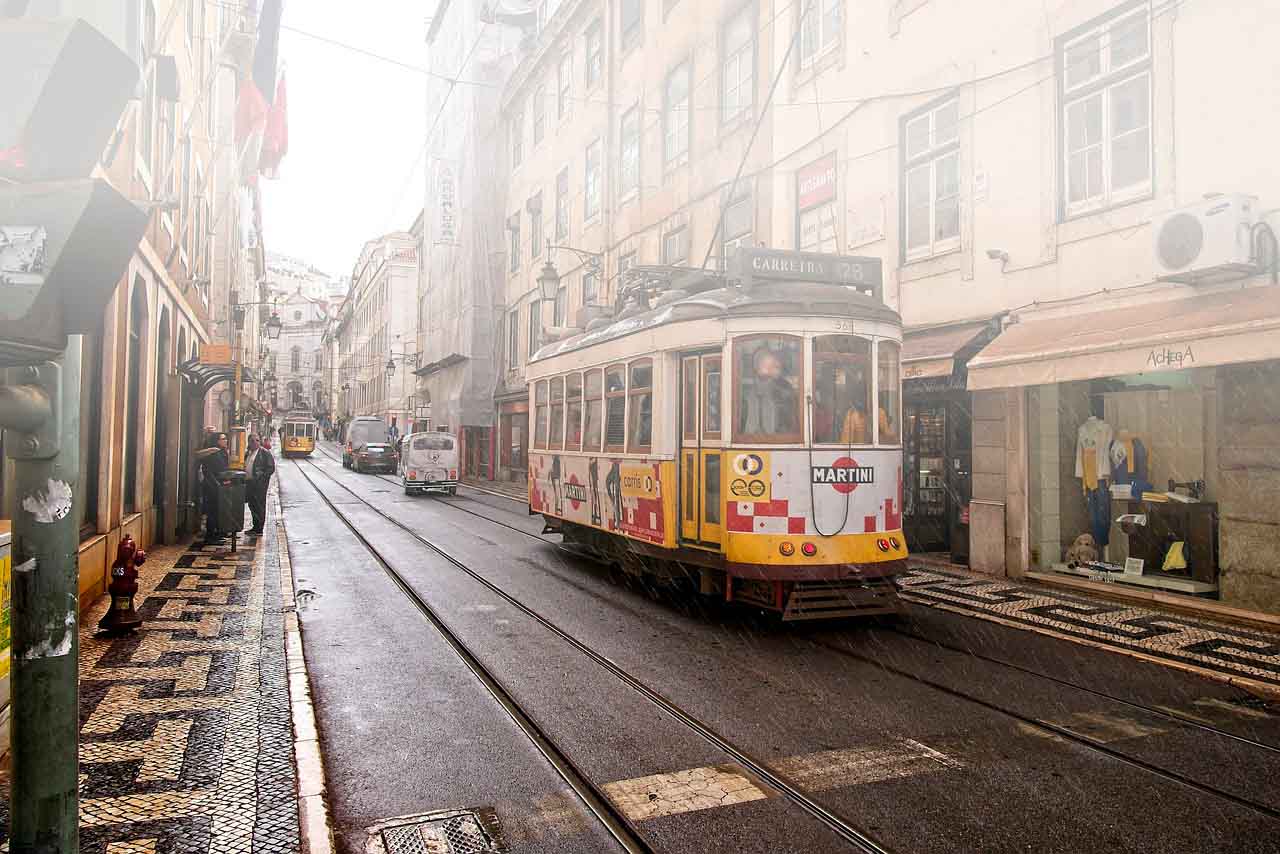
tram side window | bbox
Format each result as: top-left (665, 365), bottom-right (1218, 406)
top-left (813, 335), bottom-right (873, 444)
top-left (878, 340), bottom-right (901, 445)
top-left (628, 359), bottom-right (652, 453)
top-left (605, 365), bottom-right (626, 452)
top-left (584, 369), bottom-right (603, 452)
top-left (550, 377), bottom-right (565, 448)
top-left (703, 356), bottom-right (722, 439)
top-left (734, 335), bottom-right (802, 443)
top-left (566, 373), bottom-right (583, 450)
top-left (534, 380), bottom-right (548, 449)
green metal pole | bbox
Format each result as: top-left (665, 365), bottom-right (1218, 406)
top-left (7, 337), bottom-right (82, 854)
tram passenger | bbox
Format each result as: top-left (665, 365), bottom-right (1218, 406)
top-left (739, 347), bottom-right (799, 437)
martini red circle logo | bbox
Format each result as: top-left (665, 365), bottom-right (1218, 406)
top-left (565, 473), bottom-right (587, 509)
top-left (811, 456), bottom-right (875, 494)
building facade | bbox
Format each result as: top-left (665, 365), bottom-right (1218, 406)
top-left (415, 0), bottom-right (521, 479)
top-left (495, 0), bottom-right (780, 481)
top-left (760, 0), bottom-right (1280, 612)
top-left (0, 0), bottom-right (270, 616)
top-left (268, 291), bottom-right (331, 416)
top-left (338, 232), bottom-right (420, 432)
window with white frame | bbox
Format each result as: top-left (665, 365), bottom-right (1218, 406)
top-left (556, 166), bottom-right (570, 239)
top-left (554, 285), bottom-right (567, 326)
top-left (902, 97), bottom-right (960, 259)
top-left (620, 105), bottom-right (640, 196)
top-left (722, 5), bottom-right (754, 124)
top-left (508, 212), bottom-right (521, 271)
top-left (1060, 8), bottom-right (1151, 216)
top-left (585, 21), bottom-right (603, 87)
top-left (511, 107), bottom-right (523, 167)
top-left (532, 83), bottom-right (546, 145)
top-left (664, 61), bottom-right (690, 167)
top-left (557, 52), bottom-right (573, 121)
top-left (529, 192), bottom-right (543, 259)
top-left (663, 221), bottom-right (690, 265)
top-left (800, 0), bottom-right (841, 69)
top-left (584, 139), bottom-right (601, 220)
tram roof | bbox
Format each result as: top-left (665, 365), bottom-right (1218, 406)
top-left (530, 279), bottom-right (901, 364)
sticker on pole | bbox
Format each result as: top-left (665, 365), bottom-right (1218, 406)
top-left (22, 478), bottom-right (72, 523)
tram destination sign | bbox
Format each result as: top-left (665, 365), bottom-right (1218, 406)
top-left (731, 247), bottom-right (883, 300)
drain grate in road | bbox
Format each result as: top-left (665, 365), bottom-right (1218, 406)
top-left (376, 809), bottom-right (506, 854)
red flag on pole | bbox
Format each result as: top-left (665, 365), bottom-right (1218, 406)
top-left (259, 73), bottom-right (289, 178)
top-left (235, 75), bottom-right (268, 185)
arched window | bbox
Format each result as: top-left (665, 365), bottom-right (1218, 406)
top-left (124, 278), bottom-right (148, 513)
top-left (290, 346), bottom-right (301, 373)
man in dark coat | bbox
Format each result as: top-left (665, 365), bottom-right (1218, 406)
top-left (195, 432), bottom-right (230, 542)
top-left (245, 433), bottom-right (275, 536)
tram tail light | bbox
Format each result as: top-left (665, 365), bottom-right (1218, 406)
top-left (876, 538), bottom-right (891, 553)
top-left (801, 542), bottom-right (817, 557)
top-left (779, 542), bottom-right (795, 557)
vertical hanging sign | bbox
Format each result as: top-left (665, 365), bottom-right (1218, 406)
top-left (435, 160), bottom-right (458, 245)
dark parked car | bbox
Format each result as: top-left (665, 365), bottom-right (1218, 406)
top-left (342, 417), bottom-right (397, 473)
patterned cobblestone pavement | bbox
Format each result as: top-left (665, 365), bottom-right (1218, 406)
top-left (2, 507), bottom-right (301, 853)
top-left (900, 566), bottom-right (1280, 692)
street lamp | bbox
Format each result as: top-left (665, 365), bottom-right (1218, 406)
top-left (264, 310), bottom-right (283, 340)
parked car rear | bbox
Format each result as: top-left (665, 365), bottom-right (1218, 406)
top-left (343, 417), bottom-right (396, 473)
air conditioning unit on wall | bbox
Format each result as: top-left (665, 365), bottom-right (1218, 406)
top-left (1153, 194), bottom-right (1259, 284)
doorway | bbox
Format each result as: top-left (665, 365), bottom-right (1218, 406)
top-left (679, 352), bottom-right (723, 548)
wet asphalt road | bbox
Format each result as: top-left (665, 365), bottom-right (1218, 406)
top-left (280, 445), bottom-right (1280, 854)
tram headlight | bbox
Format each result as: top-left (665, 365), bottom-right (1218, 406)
top-left (779, 542), bottom-right (795, 557)
top-left (800, 542), bottom-right (817, 557)
top-left (889, 537), bottom-right (901, 551)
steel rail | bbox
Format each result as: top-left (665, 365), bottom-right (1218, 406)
top-left (291, 461), bottom-right (654, 854)
top-left (882, 626), bottom-right (1280, 755)
top-left (812, 639), bottom-right (1280, 822)
top-left (316, 443), bottom-right (1280, 759)
top-left (296, 457), bottom-right (896, 854)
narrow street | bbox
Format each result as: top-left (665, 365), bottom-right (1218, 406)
top-left (282, 443), bottom-right (1280, 854)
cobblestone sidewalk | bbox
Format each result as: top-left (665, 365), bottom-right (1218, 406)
top-left (901, 565), bottom-right (1280, 697)
top-left (2, 494), bottom-right (305, 853)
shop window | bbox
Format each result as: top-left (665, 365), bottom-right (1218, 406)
top-left (902, 97), bottom-right (960, 259)
top-left (703, 356), bottom-right (722, 439)
top-left (534, 380), bottom-right (548, 448)
top-left (628, 359), bottom-right (653, 452)
top-left (605, 365), bottom-right (626, 451)
top-left (734, 335), bottom-right (802, 444)
top-left (550, 376), bottom-right (565, 448)
top-left (877, 340), bottom-right (901, 445)
top-left (1060, 9), bottom-right (1151, 217)
top-left (584, 368), bottom-right (603, 451)
top-left (812, 335), bottom-right (873, 444)
top-left (566, 372), bottom-right (583, 450)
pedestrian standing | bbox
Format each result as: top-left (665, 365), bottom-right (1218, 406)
top-left (245, 433), bottom-right (275, 536)
top-left (195, 431), bottom-right (230, 543)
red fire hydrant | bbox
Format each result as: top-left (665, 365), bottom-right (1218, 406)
top-left (98, 534), bottom-right (146, 634)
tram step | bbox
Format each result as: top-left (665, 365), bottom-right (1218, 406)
top-left (782, 580), bottom-right (902, 621)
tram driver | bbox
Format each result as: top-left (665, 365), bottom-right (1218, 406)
top-left (739, 345), bottom-right (800, 438)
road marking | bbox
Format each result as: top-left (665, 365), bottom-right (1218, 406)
top-left (601, 739), bottom-right (961, 821)
top-left (601, 764), bottom-right (769, 821)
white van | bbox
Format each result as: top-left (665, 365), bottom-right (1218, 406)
top-left (399, 432), bottom-right (459, 495)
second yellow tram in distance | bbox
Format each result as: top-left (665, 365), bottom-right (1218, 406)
top-left (526, 247), bottom-right (907, 620)
top-left (280, 411), bottom-right (319, 458)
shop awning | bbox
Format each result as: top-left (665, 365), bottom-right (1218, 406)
top-left (967, 286), bottom-right (1280, 391)
top-left (902, 320), bottom-right (998, 380)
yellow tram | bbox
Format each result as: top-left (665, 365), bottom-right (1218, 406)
top-left (526, 247), bottom-right (908, 620)
top-left (280, 411), bottom-right (319, 458)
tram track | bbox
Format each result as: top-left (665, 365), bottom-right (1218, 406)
top-left (292, 456), bottom-right (896, 854)
top-left (303, 447), bottom-right (1280, 822)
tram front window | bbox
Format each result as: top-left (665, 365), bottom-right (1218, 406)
top-left (813, 335), bottom-right (873, 444)
top-left (735, 335), bottom-right (802, 443)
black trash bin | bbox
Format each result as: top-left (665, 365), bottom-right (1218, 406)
top-left (215, 470), bottom-right (248, 549)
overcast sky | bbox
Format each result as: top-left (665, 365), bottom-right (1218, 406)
top-left (260, 2), bottom-right (430, 278)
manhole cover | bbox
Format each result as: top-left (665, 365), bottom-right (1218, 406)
top-left (371, 809), bottom-right (506, 854)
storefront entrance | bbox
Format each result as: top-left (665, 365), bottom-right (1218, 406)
top-left (463, 426), bottom-right (491, 479)
top-left (904, 398), bottom-right (971, 562)
top-left (497, 398), bottom-right (529, 483)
